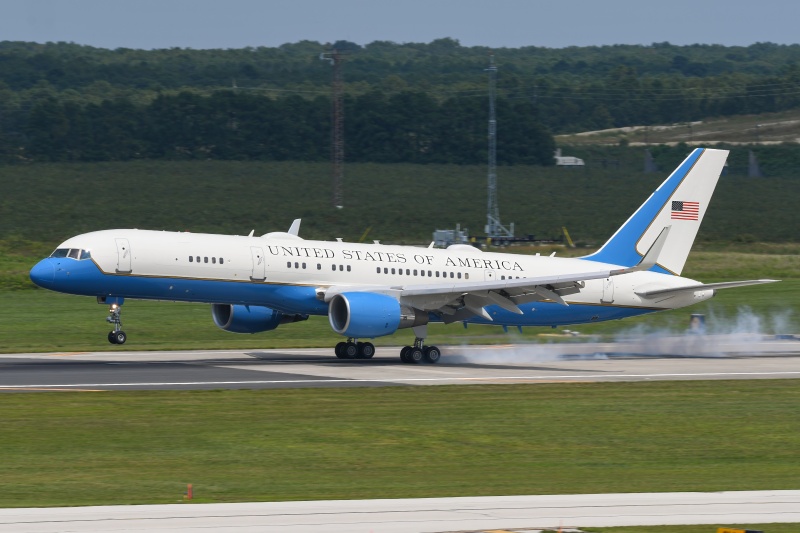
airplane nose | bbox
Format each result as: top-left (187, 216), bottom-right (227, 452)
top-left (30, 260), bottom-right (55, 287)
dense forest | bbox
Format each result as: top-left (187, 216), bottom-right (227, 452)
top-left (1, 39), bottom-right (800, 164)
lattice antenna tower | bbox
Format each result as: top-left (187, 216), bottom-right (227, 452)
top-left (320, 49), bottom-right (345, 209)
top-left (484, 53), bottom-right (514, 239)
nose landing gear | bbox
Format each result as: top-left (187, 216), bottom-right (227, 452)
top-left (106, 302), bottom-right (127, 344)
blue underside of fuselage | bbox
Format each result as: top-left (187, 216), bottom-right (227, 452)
top-left (31, 257), bottom-right (657, 329)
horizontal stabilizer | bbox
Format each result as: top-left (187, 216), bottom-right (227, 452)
top-left (636, 279), bottom-right (779, 298)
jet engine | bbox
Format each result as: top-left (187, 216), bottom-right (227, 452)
top-left (211, 304), bottom-right (307, 334)
top-left (328, 292), bottom-right (427, 338)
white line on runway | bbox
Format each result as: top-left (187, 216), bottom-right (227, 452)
top-left (4, 370), bottom-right (800, 389)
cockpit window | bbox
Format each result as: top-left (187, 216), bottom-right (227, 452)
top-left (50, 248), bottom-right (91, 260)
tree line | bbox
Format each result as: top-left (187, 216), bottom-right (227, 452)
top-left (2, 39), bottom-right (800, 165)
top-left (6, 90), bottom-right (555, 165)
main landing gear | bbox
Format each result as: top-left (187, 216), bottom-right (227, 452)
top-left (399, 324), bottom-right (439, 364)
top-left (106, 302), bottom-right (127, 345)
top-left (335, 338), bottom-right (375, 359)
top-left (400, 337), bottom-right (441, 364)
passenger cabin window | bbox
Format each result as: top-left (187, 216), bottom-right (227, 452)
top-left (219, 257), bottom-right (224, 264)
top-left (204, 257), bottom-right (208, 264)
top-left (212, 257), bottom-right (217, 264)
top-left (189, 256), bottom-right (194, 262)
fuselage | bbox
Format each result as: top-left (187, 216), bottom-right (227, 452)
top-left (30, 228), bottom-right (714, 328)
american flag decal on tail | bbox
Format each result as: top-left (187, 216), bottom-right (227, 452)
top-left (671, 200), bottom-right (700, 220)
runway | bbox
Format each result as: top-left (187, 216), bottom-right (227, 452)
top-left (1, 334), bottom-right (799, 391)
top-left (3, 339), bottom-right (799, 532)
top-left (1, 491), bottom-right (798, 532)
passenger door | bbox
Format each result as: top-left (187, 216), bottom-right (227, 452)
top-left (250, 247), bottom-right (266, 281)
top-left (115, 238), bottom-right (132, 273)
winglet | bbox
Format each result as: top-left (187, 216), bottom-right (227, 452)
top-left (288, 219), bottom-right (301, 236)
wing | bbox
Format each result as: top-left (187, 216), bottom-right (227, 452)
top-left (322, 266), bottom-right (617, 323)
top-left (321, 227), bottom-right (673, 322)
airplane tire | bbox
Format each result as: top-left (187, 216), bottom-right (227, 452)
top-left (334, 342), bottom-right (347, 358)
top-left (423, 346), bottom-right (441, 364)
top-left (359, 342), bottom-right (375, 359)
top-left (408, 348), bottom-right (423, 364)
top-left (344, 342), bottom-right (358, 359)
top-left (113, 331), bottom-right (127, 345)
top-left (108, 331), bottom-right (118, 344)
top-left (400, 346), bottom-right (411, 363)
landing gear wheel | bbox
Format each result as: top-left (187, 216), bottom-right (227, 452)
top-left (334, 341), bottom-right (347, 358)
top-left (358, 342), bottom-right (375, 359)
top-left (423, 346), bottom-right (441, 364)
top-left (344, 342), bottom-right (358, 359)
top-left (108, 331), bottom-right (118, 344)
top-left (112, 330), bottom-right (127, 345)
top-left (408, 347), bottom-right (423, 364)
top-left (400, 346), bottom-right (411, 363)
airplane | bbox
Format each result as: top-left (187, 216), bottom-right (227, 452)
top-left (29, 148), bottom-right (777, 364)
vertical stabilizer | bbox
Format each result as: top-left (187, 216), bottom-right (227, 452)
top-left (584, 148), bottom-right (728, 275)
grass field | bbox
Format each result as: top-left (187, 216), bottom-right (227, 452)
top-left (1, 159), bottom-right (799, 247)
top-left (556, 108), bottom-right (800, 146)
top-left (0, 381), bottom-right (798, 508)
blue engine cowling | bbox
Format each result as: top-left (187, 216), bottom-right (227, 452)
top-left (328, 292), bottom-right (406, 338)
top-left (212, 304), bottom-right (307, 334)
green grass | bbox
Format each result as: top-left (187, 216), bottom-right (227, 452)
top-left (1, 159), bottom-right (799, 247)
top-left (555, 108), bottom-right (800, 145)
top-left (0, 381), bottom-right (799, 507)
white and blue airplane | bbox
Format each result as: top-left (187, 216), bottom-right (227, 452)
top-left (30, 148), bottom-right (777, 363)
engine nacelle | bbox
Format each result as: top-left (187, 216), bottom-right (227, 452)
top-left (328, 292), bottom-right (427, 338)
top-left (212, 304), bottom-right (307, 334)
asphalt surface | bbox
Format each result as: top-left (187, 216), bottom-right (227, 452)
top-left (1, 491), bottom-right (798, 532)
top-left (1, 334), bottom-right (799, 391)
